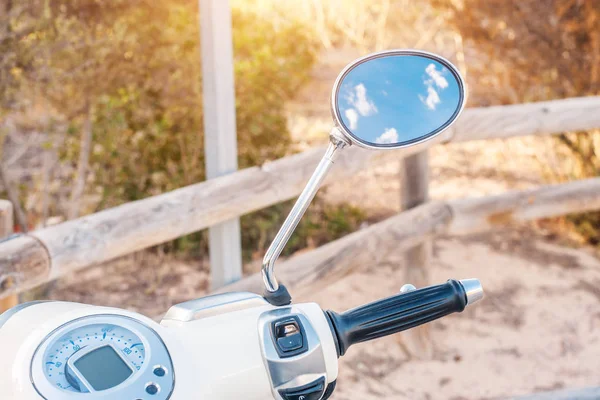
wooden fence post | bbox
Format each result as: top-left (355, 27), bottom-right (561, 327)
top-left (200, 0), bottom-right (243, 289)
top-left (0, 200), bottom-right (17, 312)
top-left (398, 151), bottom-right (433, 358)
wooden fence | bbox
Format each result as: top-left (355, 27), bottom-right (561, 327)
top-left (1, 96), bottom-right (600, 399)
top-left (1, 95), bottom-right (600, 299)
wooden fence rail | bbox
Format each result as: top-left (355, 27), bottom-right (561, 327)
top-left (1, 96), bottom-right (600, 299)
top-left (0, 200), bottom-right (16, 309)
top-left (217, 177), bottom-right (600, 296)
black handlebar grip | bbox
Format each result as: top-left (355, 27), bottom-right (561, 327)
top-left (326, 279), bottom-right (468, 356)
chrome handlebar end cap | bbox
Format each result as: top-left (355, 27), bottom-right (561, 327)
top-left (459, 279), bottom-right (484, 305)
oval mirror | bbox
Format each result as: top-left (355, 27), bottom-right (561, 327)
top-left (332, 50), bottom-right (465, 149)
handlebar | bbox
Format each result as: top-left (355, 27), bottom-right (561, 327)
top-left (326, 279), bottom-right (483, 356)
top-left (1, 278), bottom-right (483, 399)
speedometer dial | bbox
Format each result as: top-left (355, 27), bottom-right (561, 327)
top-left (32, 314), bottom-right (174, 399)
top-left (44, 323), bottom-right (145, 392)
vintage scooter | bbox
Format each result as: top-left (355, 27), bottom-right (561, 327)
top-left (0, 50), bottom-right (483, 400)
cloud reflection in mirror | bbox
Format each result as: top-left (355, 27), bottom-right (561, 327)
top-left (424, 63), bottom-right (448, 89)
top-left (375, 127), bottom-right (399, 144)
top-left (346, 83), bottom-right (378, 117)
top-left (420, 85), bottom-right (441, 110)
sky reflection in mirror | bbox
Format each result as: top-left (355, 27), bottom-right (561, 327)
top-left (337, 54), bottom-right (462, 147)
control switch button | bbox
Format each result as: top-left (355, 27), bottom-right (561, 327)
top-left (279, 378), bottom-right (325, 400)
top-left (276, 332), bottom-right (303, 352)
top-left (272, 316), bottom-right (308, 357)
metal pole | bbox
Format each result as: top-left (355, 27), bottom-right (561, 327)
top-left (200, 0), bottom-right (243, 289)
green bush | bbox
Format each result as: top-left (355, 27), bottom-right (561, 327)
top-left (5, 1), bottom-right (367, 260)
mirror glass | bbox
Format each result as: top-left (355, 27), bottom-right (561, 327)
top-left (334, 53), bottom-right (464, 148)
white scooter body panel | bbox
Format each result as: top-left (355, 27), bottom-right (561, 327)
top-left (0, 299), bottom-right (338, 400)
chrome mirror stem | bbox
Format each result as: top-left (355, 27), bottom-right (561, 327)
top-left (262, 129), bottom-right (348, 297)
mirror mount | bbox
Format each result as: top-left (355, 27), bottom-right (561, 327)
top-left (329, 126), bottom-right (352, 148)
top-left (262, 128), bottom-right (349, 305)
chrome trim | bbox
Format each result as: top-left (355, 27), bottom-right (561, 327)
top-left (258, 307), bottom-right (328, 399)
top-left (330, 49), bottom-right (466, 150)
top-left (162, 292), bottom-right (267, 322)
top-left (261, 137), bottom-right (346, 293)
top-left (459, 279), bottom-right (484, 305)
top-left (399, 284), bottom-right (417, 293)
top-left (329, 126), bottom-right (352, 147)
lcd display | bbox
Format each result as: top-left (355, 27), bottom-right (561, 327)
top-left (74, 345), bottom-right (133, 391)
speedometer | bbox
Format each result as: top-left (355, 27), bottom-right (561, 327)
top-left (44, 323), bottom-right (145, 392)
top-left (31, 314), bottom-right (175, 399)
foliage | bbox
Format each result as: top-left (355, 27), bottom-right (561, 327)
top-left (432, 0), bottom-right (599, 104)
top-left (51, 1), bottom-right (319, 210)
top-left (233, 0), bottom-right (448, 53)
top-left (2, 1), bottom-right (369, 261)
top-left (433, 0), bottom-right (600, 244)
top-left (0, 2), bottom-right (43, 116)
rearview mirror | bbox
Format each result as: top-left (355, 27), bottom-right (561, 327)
top-left (332, 50), bottom-right (465, 149)
top-left (262, 50), bottom-right (466, 305)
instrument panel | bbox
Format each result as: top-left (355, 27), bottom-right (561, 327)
top-left (31, 315), bottom-right (174, 399)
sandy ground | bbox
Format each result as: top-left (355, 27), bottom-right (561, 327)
top-left (308, 231), bottom-right (600, 399)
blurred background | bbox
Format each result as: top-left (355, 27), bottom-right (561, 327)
top-left (1, 0), bottom-right (600, 398)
